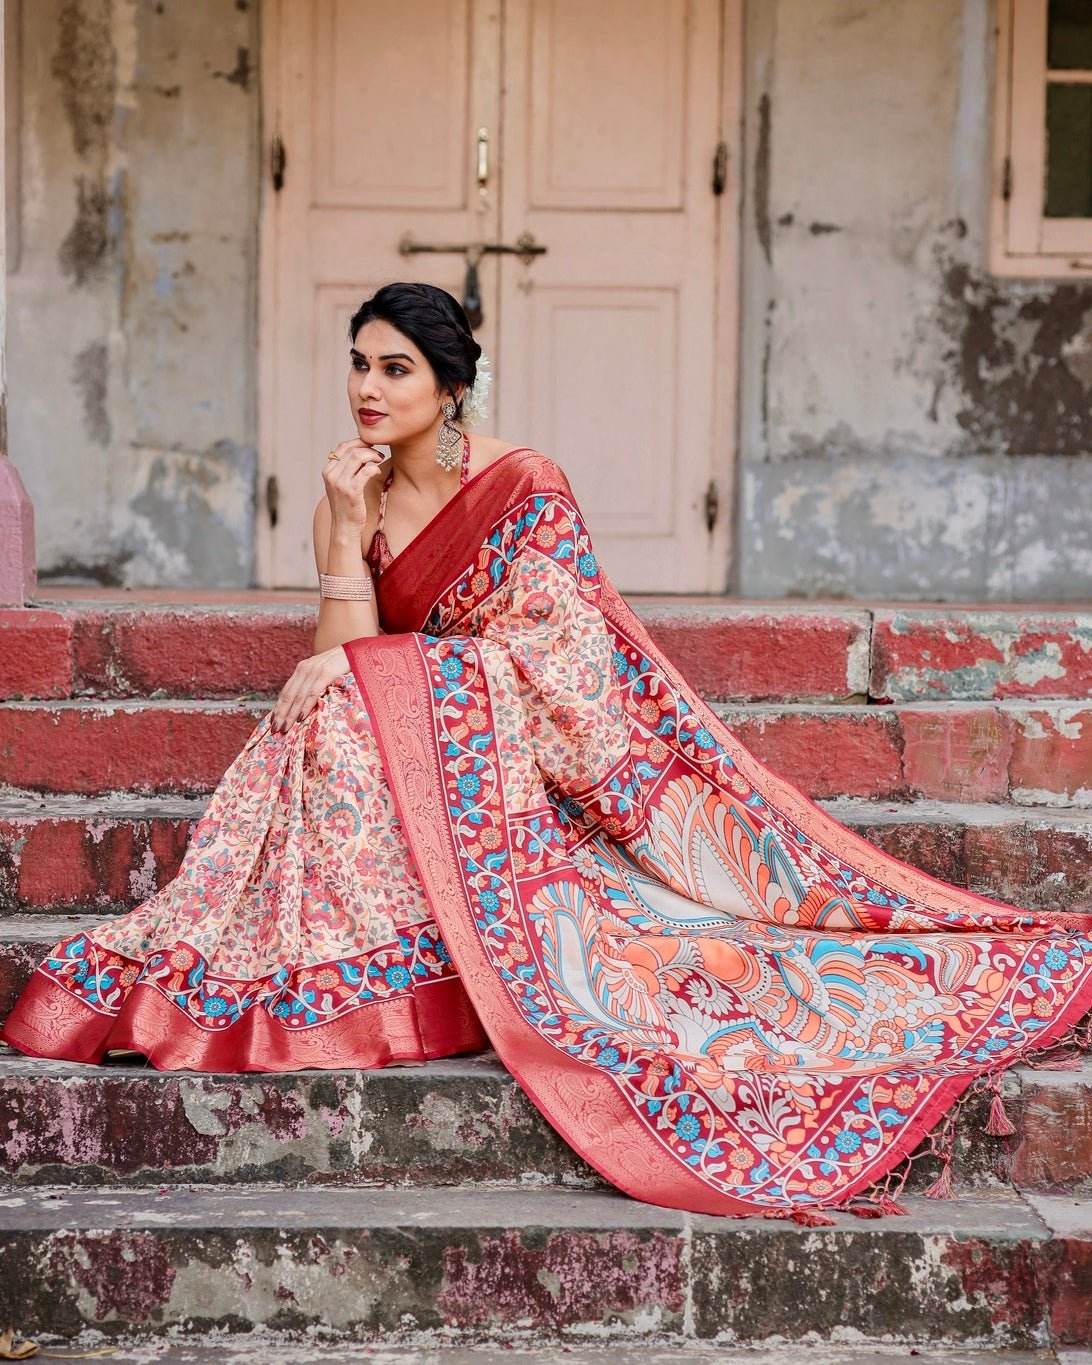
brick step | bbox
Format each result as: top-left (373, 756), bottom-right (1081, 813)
top-left (0, 942), bottom-right (1089, 1196)
top-left (0, 795), bottom-right (1087, 916)
top-left (0, 1184), bottom-right (1088, 1347)
top-left (1, 698), bottom-right (1088, 802)
top-left (4, 602), bottom-right (1091, 704)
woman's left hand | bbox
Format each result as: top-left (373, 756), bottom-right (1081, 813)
top-left (270, 645), bottom-right (350, 733)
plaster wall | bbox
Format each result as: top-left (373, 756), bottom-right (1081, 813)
top-left (737, 0), bottom-right (1092, 600)
top-left (7, 0), bottom-right (1090, 597)
top-left (9, 0), bottom-right (259, 587)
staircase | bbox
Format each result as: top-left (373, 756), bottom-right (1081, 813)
top-left (1, 596), bottom-right (1090, 1357)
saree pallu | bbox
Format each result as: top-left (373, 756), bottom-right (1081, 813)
top-left (4, 448), bottom-right (1092, 1219)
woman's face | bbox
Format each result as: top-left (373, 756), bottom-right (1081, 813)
top-left (348, 318), bottom-right (462, 445)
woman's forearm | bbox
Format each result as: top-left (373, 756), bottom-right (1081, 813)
top-left (313, 524), bottom-right (381, 652)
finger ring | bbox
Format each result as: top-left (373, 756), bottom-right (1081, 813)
top-left (326, 449), bottom-right (339, 462)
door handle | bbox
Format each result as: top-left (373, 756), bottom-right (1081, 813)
top-left (398, 230), bottom-right (547, 265)
top-left (398, 233), bottom-right (546, 327)
top-left (476, 127), bottom-right (489, 188)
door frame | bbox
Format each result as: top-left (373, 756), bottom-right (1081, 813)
top-left (256, 0), bottom-right (744, 593)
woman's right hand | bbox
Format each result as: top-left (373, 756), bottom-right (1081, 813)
top-left (322, 439), bottom-right (388, 531)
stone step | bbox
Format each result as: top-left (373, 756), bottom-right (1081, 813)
top-left (0, 794), bottom-right (1086, 916)
top-left (3, 602), bottom-right (1090, 704)
top-left (0, 1184), bottom-right (1088, 1348)
top-left (0, 1039), bottom-right (1082, 1195)
top-left (1, 698), bottom-right (1088, 803)
top-left (14, 1344), bottom-right (1077, 1365)
top-left (0, 944), bottom-right (1088, 1197)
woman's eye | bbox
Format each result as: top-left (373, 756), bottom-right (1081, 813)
top-left (387, 365), bottom-right (406, 376)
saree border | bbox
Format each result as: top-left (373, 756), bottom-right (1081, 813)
top-left (347, 631), bottom-right (751, 1214)
top-left (0, 920), bottom-right (487, 1072)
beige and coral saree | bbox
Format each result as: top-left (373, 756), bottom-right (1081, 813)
top-left (4, 449), bottom-right (1092, 1219)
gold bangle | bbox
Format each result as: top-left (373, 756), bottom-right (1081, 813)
top-left (319, 571), bottom-right (374, 601)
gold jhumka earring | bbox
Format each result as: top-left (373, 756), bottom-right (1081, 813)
top-left (436, 397), bottom-right (462, 471)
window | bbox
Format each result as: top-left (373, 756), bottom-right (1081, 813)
top-left (991, 0), bottom-right (1092, 277)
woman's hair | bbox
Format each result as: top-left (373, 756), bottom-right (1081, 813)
top-left (348, 283), bottom-right (481, 421)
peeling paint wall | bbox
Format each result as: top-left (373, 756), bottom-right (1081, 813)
top-left (738, 0), bottom-right (1092, 601)
top-left (8, 0), bottom-right (259, 587)
top-left (8, 0), bottom-right (1089, 597)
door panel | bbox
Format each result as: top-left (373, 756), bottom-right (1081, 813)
top-left (259, 0), bottom-right (502, 587)
top-left (528, 286), bottom-right (678, 540)
top-left (529, 0), bottom-right (688, 209)
top-left (497, 0), bottom-right (731, 591)
top-left (313, 1), bottom-right (471, 210)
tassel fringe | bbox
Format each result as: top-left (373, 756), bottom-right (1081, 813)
top-left (984, 1089), bottom-right (1017, 1136)
top-left (923, 1159), bottom-right (954, 1200)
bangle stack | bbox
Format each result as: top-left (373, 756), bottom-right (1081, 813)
top-left (319, 571), bottom-right (374, 601)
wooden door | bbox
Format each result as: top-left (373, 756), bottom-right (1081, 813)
top-left (258, 0), bottom-right (504, 587)
top-left (259, 0), bottom-right (741, 591)
top-left (497, 0), bottom-right (737, 591)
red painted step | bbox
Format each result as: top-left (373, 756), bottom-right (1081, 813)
top-left (4, 601), bottom-right (1089, 703)
top-left (0, 603), bottom-right (873, 703)
top-left (0, 795), bottom-right (1087, 915)
top-left (872, 609), bottom-right (1092, 703)
top-left (5, 697), bottom-right (1087, 803)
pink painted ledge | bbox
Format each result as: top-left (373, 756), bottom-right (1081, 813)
top-left (0, 457), bottom-right (36, 607)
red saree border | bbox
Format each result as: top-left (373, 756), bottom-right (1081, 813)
top-left (348, 631), bottom-right (772, 1216)
top-left (0, 969), bottom-right (485, 1072)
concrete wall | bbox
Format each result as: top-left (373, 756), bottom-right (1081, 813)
top-left (736, 0), bottom-right (1092, 601)
top-left (9, 0), bottom-right (259, 587)
top-left (9, 0), bottom-right (1090, 597)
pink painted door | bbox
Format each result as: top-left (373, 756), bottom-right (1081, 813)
top-left (259, 0), bottom-right (739, 591)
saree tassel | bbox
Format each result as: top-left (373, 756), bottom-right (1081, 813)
top-left (922, 1158), bottom-right (954, 1200)
top-left (877, 1193), bottom-right (911, 1216)
top-left (787, 1206), bottom-right (838, 1227)
top-left (984, 1088), bottom-right (1017, 1136)
top-left (1025, 1048), bottom-right (1084, 1071)
top-left (845, 1202), bottom-right (886, 1218)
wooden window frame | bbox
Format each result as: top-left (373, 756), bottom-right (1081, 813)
top-left (990, 0), bottom-right (1092, 278)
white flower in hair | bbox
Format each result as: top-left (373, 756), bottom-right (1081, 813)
top-left (461, 351), bottom-right (492, 427)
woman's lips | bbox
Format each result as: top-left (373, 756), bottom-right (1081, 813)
top-left (358, 410), bottom-right (386, 425)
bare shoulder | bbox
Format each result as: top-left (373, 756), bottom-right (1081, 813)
top-left (469, 434), bottom-right (545, 476)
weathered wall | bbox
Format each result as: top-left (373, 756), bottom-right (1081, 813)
top-left (9, 0), bottom-right (259, 587)
top-left (737, 0), bottom-right (1092, 601)
top-left (9, 0), bottom-right (1090, 597)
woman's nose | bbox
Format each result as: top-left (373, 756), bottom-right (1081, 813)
top-left (355, 372), bottom-right (382, 400)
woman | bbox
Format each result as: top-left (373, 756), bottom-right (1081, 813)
top-left (3, 283), bottom-right (1091, 1221)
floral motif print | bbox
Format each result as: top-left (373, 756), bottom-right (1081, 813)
top-left (1, 670), bottom-right (484, 1069)
top-left (347, 462), bottom-right (1092, 1214)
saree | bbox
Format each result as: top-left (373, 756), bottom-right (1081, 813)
top-left (4, 447), bottom-right (1092, 1219)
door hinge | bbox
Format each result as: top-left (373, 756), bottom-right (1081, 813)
top-left (266, 474), bottom-right (280, 529)
top-left (703, 478), bottom-right (719, 533)
top-left (712, 140), bottom-right (728, 195)
top-left (271, 135), bottom-right (286, 192)
top-left (1001, 155), bottom-right (1011, 202)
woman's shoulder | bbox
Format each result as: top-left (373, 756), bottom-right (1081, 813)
top-left (478, 435), bottom-right (565, 478)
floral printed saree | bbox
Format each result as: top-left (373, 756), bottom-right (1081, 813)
top-left (4, 448), bottom-right (1092, 1219)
